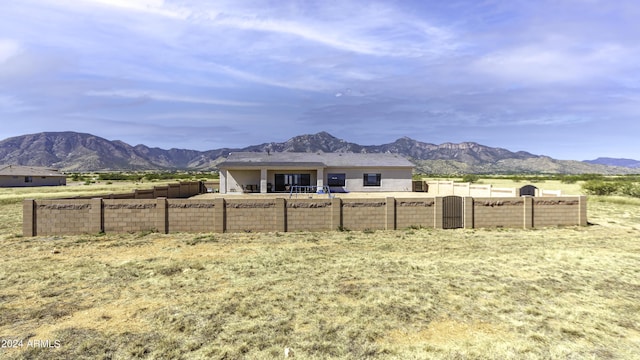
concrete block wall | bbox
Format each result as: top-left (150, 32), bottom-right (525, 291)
top-left (26, 199), bottom-right (101, 236)
top-left (65, 181), bottom-right (203, 200)
top-left (395, 198), bottom-right (436, 229)
top-left (224, 199), bottom-right (279, 233)
top-left (23, 195), bottom-right (588, 236)
top-left (133, 189), bottom-right (155, 199)
top-left (533, 197), bottom-right (585, 227)
top-left (154, 186), bottom-right (169, 198)
top-left (472, 198), bottom-right (526, 228)
top-left (341, 199), bottom-right (387, 231)
top-left (167, 199), bottom-right (216, 233)
top-left (286, 199), bottom-right (333, 231)
top-left (168, 184), bottom-right (181, 198)
top-left (103, 199), bottom-right (160, 233)
top-left (472, 196), bottom-right (586, 228)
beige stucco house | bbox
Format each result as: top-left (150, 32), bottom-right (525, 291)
top-left (217, 152), bottom-right (414, 194)
top-left (0, 165), bottom-right (66, 187)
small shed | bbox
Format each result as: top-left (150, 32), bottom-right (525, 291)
top-left (519, 185), bottom-right (538, 196)
top-left (0, 165), bottom-right (67, 187)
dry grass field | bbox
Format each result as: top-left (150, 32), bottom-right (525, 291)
top-left (1, 180), bottom-right (639, 359)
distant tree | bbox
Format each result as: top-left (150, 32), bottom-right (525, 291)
top-left (461, 174), bottom-right (480, 183)
top-left (581, 180), bottom-right (620, 196)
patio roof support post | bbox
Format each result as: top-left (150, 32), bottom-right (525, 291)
top-left (219, 169), bottom-right (227, 194)
top-left (316, 167), bottom-right (324, 191)
top-left (260, 168), bottom-right (267, 193)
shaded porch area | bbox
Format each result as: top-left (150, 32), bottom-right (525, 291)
top-left (220, 167), bottom-right (325, 194)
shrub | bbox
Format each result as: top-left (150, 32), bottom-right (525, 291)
top-left (620, 183), bottom-right (640, 198)
top-left (582, 180), bottom-right (620, 196)
top-left (560, 175), bottom-right (579, 184)
top-left (461, 174), bottom-right (480, 183)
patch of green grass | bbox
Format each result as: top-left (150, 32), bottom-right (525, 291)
top-left (185, 234), bottom-right (218, 246)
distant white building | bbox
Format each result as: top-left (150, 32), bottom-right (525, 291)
top-left (217, 152), bottom-right (414, 194)
top-left (0, 165), bottom-right (66, 187)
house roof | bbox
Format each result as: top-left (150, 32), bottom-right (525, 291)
top-left (219, 152), bottom-right (414, 168)
top-left (0, 165), bottom-right (65, 177)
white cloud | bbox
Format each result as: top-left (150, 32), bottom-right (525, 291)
top-left (206, 63), bottom-right (336, 92)
top-left (472, 41), bottom-right (633, 84)
top-left (0, 39), bottom-right (21, 63)
top-left (211, 14), bottom-right (384, 56)
top-left (183, 2), bottom-right (457, 58)
top-left (510, 115), bottom-right (591, 126)
top-left (76, 0), bottom-right (188, 19)
top-left (86, 89), bottom-right (260, 107)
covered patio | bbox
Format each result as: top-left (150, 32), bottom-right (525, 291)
top-left (219, 165), bottom-right (325, 194)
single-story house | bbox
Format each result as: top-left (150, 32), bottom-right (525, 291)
top-left (217, 152), bottom-right (414, 194)
top-left (0, 165), bottom-right (66, 187)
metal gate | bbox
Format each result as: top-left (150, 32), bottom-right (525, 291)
top-left (443, 195), bottom-right (463, 229)
top-left (519, 185), bottom-right (538, 196)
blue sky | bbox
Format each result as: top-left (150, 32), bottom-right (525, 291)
top-left (1, 0), bottom-right (639, 160)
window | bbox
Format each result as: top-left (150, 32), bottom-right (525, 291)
top-left (274, 173), bottom-right (311, 192)
top-left (363, 173), bottom-right (381, 187)
top-left (24, 176), bottom-right (33, 183)
top-left (327, 173), bottom-right (346, 186)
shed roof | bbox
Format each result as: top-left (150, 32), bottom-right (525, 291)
top-left (0, 165), bottom-right (65, 177)
top-left (219, 152), bottom-right (414, 168)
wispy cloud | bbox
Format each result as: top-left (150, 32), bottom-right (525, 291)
top-left (509, 115), bottom-right (591, 126)
top-left (473, 42), bottom-right (632, 84)
top-left (86, 89), bottom-right (260, 107)
top-left (0, 95), bottom-right (34, 113)
top-left (184, 2), bottom-right (458, 58)
top-left (76, 0), bottom-right (188, 19)
top-left (204, 63), bottom-right (337, 93)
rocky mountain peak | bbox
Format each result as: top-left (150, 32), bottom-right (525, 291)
top-left (0, 130), bottom-right (634, 173)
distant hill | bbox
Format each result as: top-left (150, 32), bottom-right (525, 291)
top-left (0, 131), bottom-right (634, 174)
top-left (584, 157), bottom-right (640, 169)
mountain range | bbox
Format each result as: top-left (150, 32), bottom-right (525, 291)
top-left (584, 157), bottom-right (640, 169)
top-left (0, 131), bottom-right (636, 174)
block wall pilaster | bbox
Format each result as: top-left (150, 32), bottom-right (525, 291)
top-left (523, 196), bottom-right (533, 229)
top-left (331, 198), bottom-right (342, 230)
top-left (214, 198), bottom-right (226, 233)
top-left (275, 198), bottom-right (286, 232)
top-left (90, 198), bottom-right (104, 234)
top-left (464, 197), bottom-right (474, 229)
top-left (23, 199), bottom-right (35, 237)
top-left (385, 197), bottom-right (396, 230)
top-left (434, 197), bottom-right (444, 229)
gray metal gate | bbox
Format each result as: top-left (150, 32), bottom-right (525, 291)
top-left (443, 196), bottom-right (463, 229)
